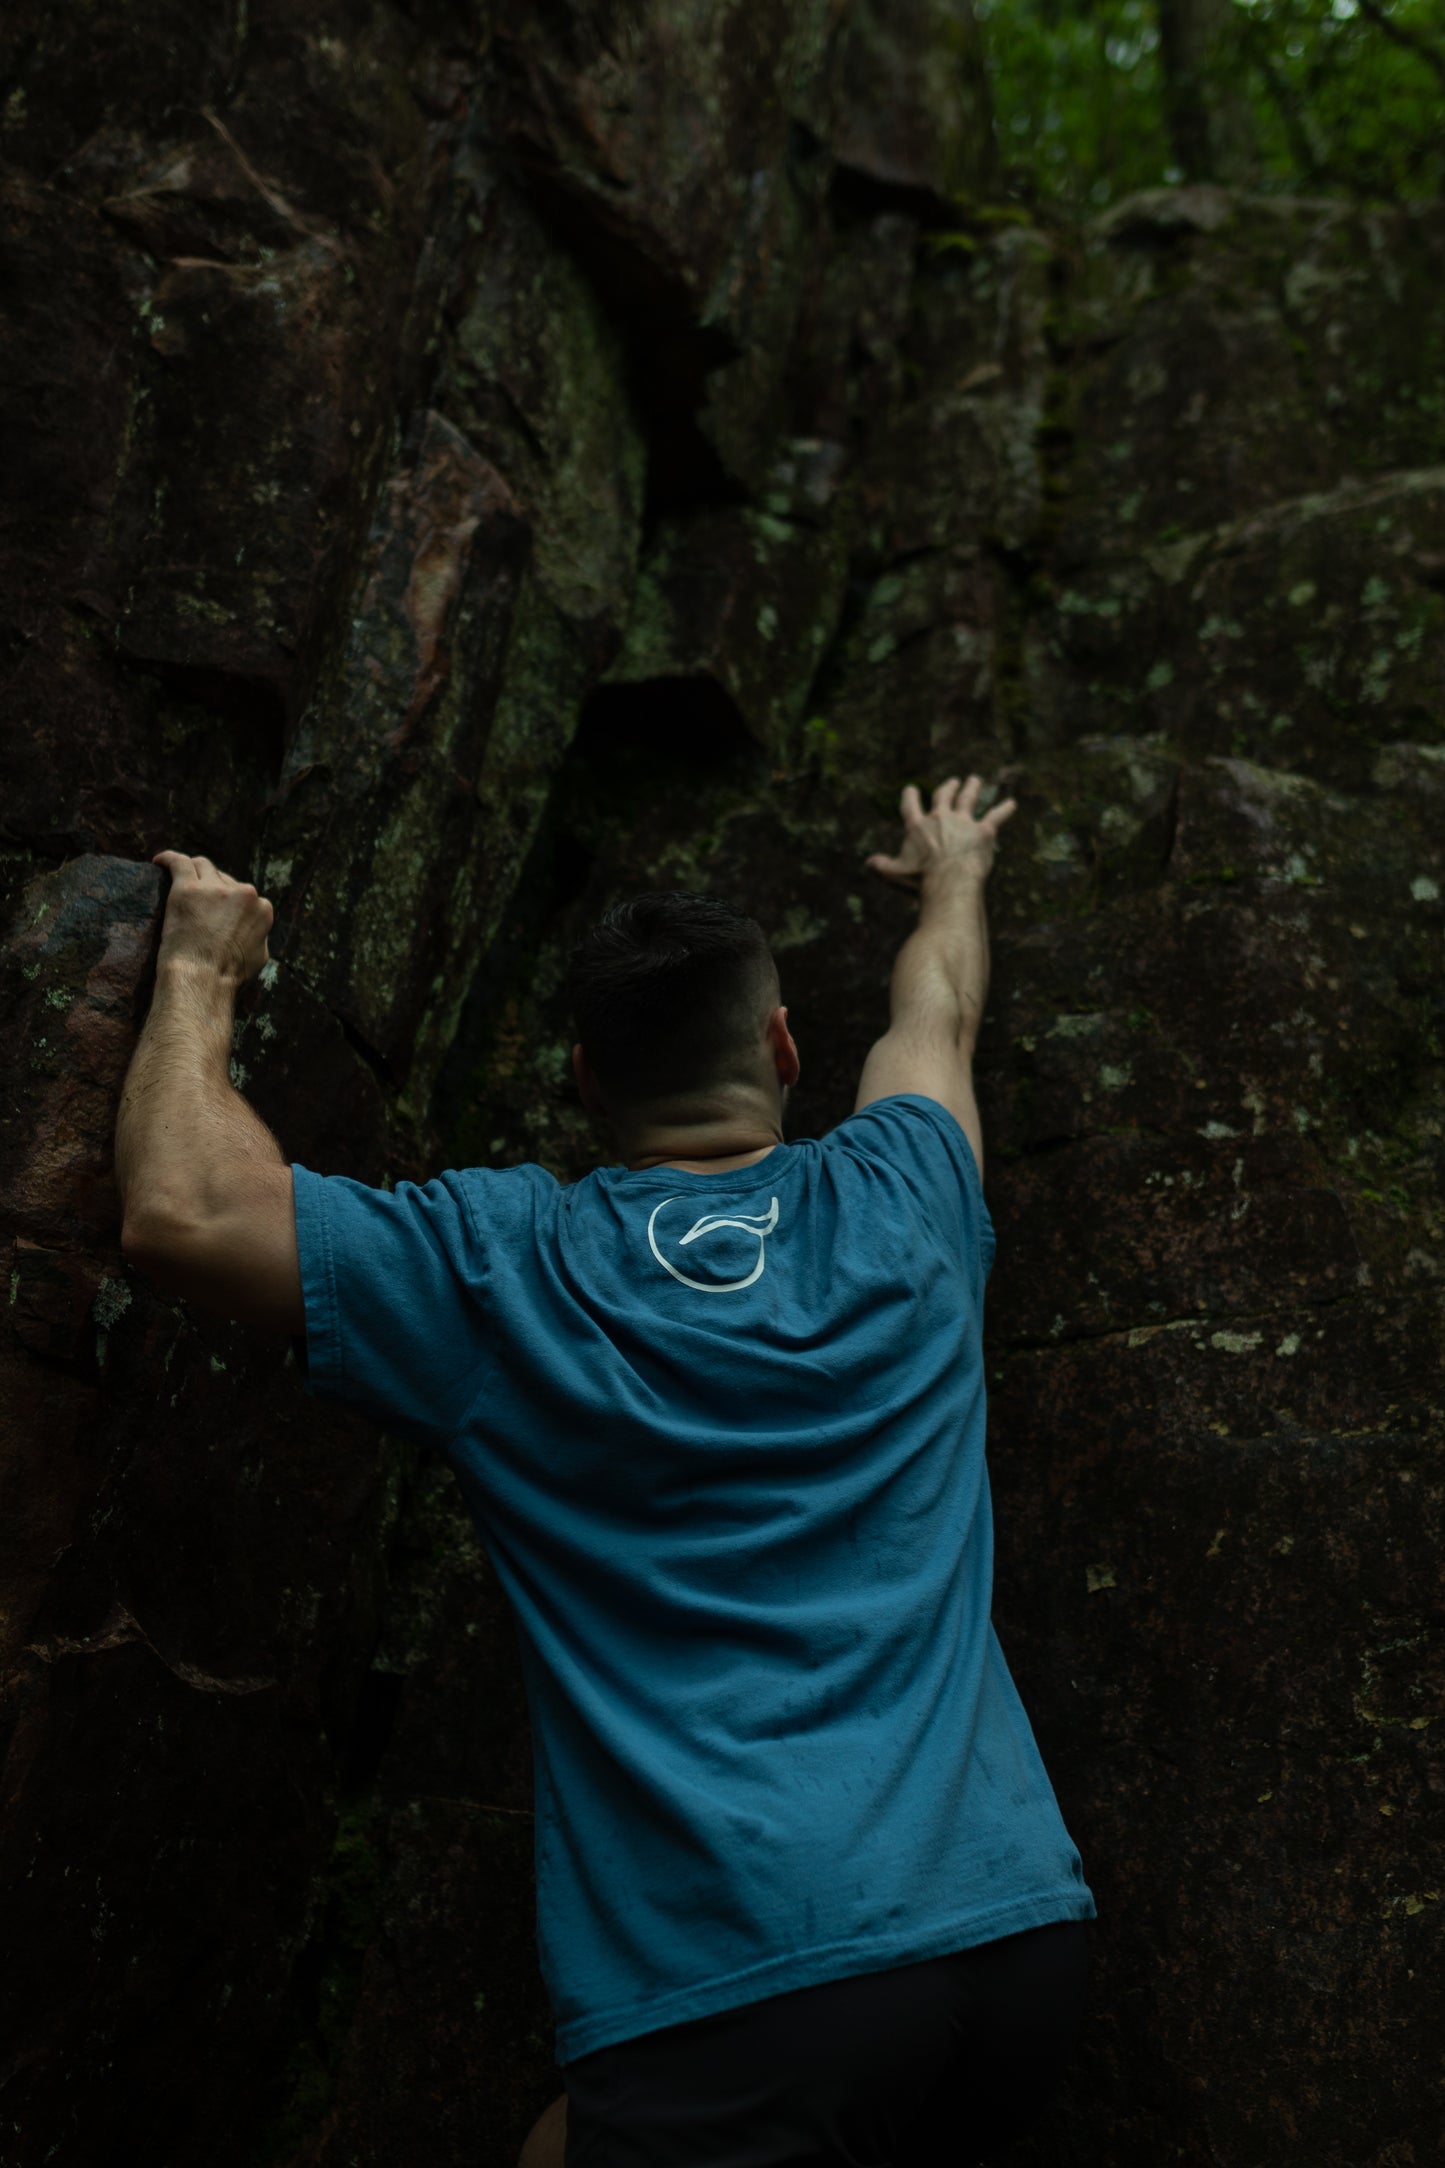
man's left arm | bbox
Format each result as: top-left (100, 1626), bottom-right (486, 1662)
top-left (116, 851), bottom-right (303, 1336)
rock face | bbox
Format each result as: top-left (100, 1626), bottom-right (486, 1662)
top-left (1, 6), bottom-right (1441, 2166)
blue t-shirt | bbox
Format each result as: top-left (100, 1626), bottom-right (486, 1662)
top-left (292, 1093), bottom-right (1095, 2064)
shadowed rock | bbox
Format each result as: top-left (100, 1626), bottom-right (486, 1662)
top-left (0, 856), bottom-right (164, 1249)
top-left (1, 5), bottom-right (1442, 2165)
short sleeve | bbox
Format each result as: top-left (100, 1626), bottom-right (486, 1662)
top-left (291, 1161), bottom-right (493, 1448)
top-left (824, 1094), bottom-right (997, 1282)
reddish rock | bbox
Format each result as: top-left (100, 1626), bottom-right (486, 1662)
top-left (0, 838), bottom-right (405, 2167)
top-left (0, 856), bottom-right (162, 1249)
top-left (2, 9), bottom-right (1443, 2167)
top-left (260, 408), bottom-right (531, 1096)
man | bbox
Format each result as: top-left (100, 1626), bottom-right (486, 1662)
top-left (117, 774), bottom-right (1097, 2167)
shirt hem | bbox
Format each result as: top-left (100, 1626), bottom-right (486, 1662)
top-left (555, 1887), bottom-right (1097, 2067)
top-left (291, 1162), bottom-right (345, 1400)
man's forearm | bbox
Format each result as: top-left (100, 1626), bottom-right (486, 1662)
top-left (887, 864), bottom-right (991, 1049)
top-left (116, 960), bottom-right (284, 1243)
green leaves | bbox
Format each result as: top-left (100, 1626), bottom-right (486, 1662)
top-left (975, 0), bottom-right (1445, 209)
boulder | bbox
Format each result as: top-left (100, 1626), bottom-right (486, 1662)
top-left (1, 4), bottom-right (1442, 2163)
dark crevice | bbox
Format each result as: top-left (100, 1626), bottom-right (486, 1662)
top-left (432, 673), bottom-right (767, 1152)
top-left (242, 1783), bottom-right (386, 2168)
top-left (337, 1664), bottom-right (408, 1792)
top-left (430, 786), bottom-right (600, 1147)
top-left (998, 1129), bottom-right (1108, 1160)
top-left (497, 159), bottom-right (750, 532)
top-left (281, 954), bottom-right (399, 1092)
top-left (547, 821), bottom-right (600, 915)
top-left (236, 1441), bottom-right (430, 2168)
top-left (0, 830), bottom-right (75, 873)
top-left (569, 675), bottom-right (765, 779)
top-left (787, 116), bottom-right (829, 173)
top-left (641, 421), bottom-right (753, 533)
top-left (980, 532), bottom-right (1044, 588)
top-left (336, 1011), bottom-right (396, 1092)
top-left (1411, 550), bottom-right (1445, 594)
top-left (994, 1123), bottom-right (1203, 1161)
top-left (828, 161), bottom-right (979, 232)
top-left (112, 653), bottom-right (290, 773)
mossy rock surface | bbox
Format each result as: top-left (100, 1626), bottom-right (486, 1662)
top-left (1, 8), bottom-right (1442, 2168)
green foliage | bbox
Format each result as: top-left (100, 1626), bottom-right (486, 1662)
top-left (975, 0), bottom-right (1445, 208)
top-left (977, 0), bottom-right (1171, 207)
top-left (800, 713), bottom-right (848, 786)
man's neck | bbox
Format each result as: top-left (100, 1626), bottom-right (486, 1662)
top-left (616, 1095), bottom-right (785, 1174)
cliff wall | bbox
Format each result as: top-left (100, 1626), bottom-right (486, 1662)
top-left (1, 4), bottom-right (1440, 2162)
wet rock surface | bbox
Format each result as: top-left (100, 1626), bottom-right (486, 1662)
top-left (1, 4), bottom-right (1442, 2164)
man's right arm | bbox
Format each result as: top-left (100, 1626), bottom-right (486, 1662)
top-left (854, 776), bottom-right (1017, 1178)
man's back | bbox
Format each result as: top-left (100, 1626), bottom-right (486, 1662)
top-left (117, 776), bottom-right (1097, 2163)
top-left (291, 1091), bottom-right (1094, 2064)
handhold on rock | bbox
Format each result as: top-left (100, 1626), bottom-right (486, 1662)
top-left (0, 855), bottom-right (163, 1247)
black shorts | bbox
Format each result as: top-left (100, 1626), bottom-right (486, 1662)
top-left (562, 1918), bottom-right (1092, 2166)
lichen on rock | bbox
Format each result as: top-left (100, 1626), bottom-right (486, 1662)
top-left (2, 4), bottom-right (1443, 2166)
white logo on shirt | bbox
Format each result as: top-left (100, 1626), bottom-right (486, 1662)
top-left (646, 1195), bottom-right (780, 1293)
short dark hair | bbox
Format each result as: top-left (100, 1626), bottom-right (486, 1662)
top-left (566, 892), bottom-right (779, 1105)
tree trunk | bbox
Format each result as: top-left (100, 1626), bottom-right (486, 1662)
top-left (1157, 0), bottom-right (1258, 181)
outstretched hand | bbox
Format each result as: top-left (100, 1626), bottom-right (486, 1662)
top-left (153, 851), bottom-right (274, 985)
top-left (865, 775), bottom-right (1018, 892)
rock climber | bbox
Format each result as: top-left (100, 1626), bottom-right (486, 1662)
top-left (116, 773), bottom-right (1097, 2167)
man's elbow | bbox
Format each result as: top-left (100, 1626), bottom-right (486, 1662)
top-left (120, 1203), bottom-right (207, 1284)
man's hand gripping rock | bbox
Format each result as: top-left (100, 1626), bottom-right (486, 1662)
top-left (865, 775), bottom-right (1018, 893)
top-left (152, 850), bottom-right (275, 985)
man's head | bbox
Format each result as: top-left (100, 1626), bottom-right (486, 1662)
top-left (566, 892), bottom-right (796, 1133)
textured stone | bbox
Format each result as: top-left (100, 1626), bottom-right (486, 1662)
top-left (439, 174), bottom-right (644, 647)
top-left (0, 851), bottom-right (405, 2167)
top-left (0, 0), bottom-right (468, 865)
top-left (1030, 193), bottom-right (1445, 809)
top-left (3, 11), bottom-right (1444, 2168)
top-left (987, 1286), bottom-right (1442, 2166)
top-left (1051, 197), bottom-right (1445, 562)
top-left (260, 408), bottom-right (529, 1097)
top-left (811, 547), bottom-right (1010, 792)
top-left (113, 241), bottom-right (384, 717)
top-left (831, 0), bottom-right (995, 205)
top-left (0, 179), bottom-right (277, 864)
top-left (291, 1797), bottom-right (546, 2168)
top-left (786, 207), bottom-right (919, 446)
top-left (485, 0), bottom-right (844, 331)
top-left (606, 501), bottom-right (850, 758)
top-left (1025, 469), bottom-right (1445, 792)
top-left (0, 856), bottom-right (162, 1248)
top-left (483, 0), bottom-right (849, 494)
top-left (857, 223), bottom-right (1052, 558)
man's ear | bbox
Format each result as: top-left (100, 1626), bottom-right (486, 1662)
top-left (572, 1043), bottom-right (607, 1117)
top-left (768, 1006), bottom-right (801, 1089)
